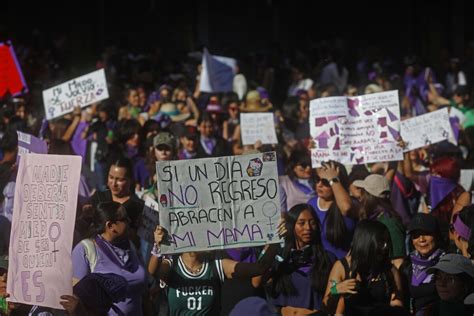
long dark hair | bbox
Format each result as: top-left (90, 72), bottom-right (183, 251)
top-left (349, 220), bottom-right (392, 280)
top-left (321, 163), bottom-right (351, 249)
top-left (286, 149), bottom-right (312, 181)
top-left (107, 157), bottom-right (135, 193)
top-left (271, 204), bottom-right (332, 297)
top-left (82, 201), bottom-right (128, 238)
top-left (360, 189), bottom-right (400, 221)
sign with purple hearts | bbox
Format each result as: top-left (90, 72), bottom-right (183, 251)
top-left (42, 69), bottom-right (109, 120)
top-left (310, 90), bottom-right (403, 166)
top-left (155, 152), bottom-right (281, 254)
top-left (16, 131), bottom-right (48, 164)
top-left (7, 154), bottom-right (82, 309)
top-left (400, 108), bottom-right (456, 152)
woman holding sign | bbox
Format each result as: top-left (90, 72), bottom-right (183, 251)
top-left (148, 224), bottom-right (284, 315)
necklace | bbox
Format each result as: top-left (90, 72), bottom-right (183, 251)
top-left (184, 261), bottom-right (203, 274)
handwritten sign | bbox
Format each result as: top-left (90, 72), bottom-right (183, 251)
top-left (400, 108), bottom-right (456, 151)
top-left (199, 48), bottom-right (236, 93)
top-left (7, 154), bottom-right (82, 309)
top-left (16, 131), bottom-right (48, 164)
top-left (240, 113), bottom-right (278, 145)
top-left (42, 69), bottom-right (109, 120)
top-left (310, 90), bottom-right (403, 166)
top-left (156, 152), bottom-right (281, 254)
top-left (0, 41), bottom-right (28, 97)
top-left (137, 197), bottom-right (160, 243)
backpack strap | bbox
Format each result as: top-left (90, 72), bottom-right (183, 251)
top-left (80, 238), bottom-right (98, 273)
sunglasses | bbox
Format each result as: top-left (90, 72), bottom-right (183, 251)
top-left (315, 177), bottom-right (330, 187)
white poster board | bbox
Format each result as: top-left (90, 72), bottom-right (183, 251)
top-left (400, 108), bottom-right (456, 151)
top-left (240, 113), bottom-right (278, 145)
top-left (156, 152), bottom-right (281, 254)
top-left (310, 90), bottom-right (403, 166)
top-left (42, 69), bottom-right (109, 120)
top-left (199, 48), bottom-right (236, 93)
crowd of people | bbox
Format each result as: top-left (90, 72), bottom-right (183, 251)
top-left (1, 37), bottom-right (474, 315)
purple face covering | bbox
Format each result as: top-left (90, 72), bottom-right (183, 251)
top-left (452, 214), bottom-right (472, 240)
top-left (429, 176), bottom-right (458, 210)
top-left (410, 248), bottom-right (443, 286)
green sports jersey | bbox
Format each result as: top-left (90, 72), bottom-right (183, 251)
top-left (167, 256), bottom-right (224, 316)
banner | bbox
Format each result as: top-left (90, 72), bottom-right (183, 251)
top-left (42, 69), bottom-right (109, 120)
top-left (0, 41), bottom-right (28, 98)
top-left (240, 113), bottom-right (278, 145)
top-left (199, 48), bottom-right (236, 93)
top-left (17, 131), bottom-right (48, 164)
top-left (400, 108), bottom-right (456, 151)
top-left (7, 154), bottom-right (82, 309)
top-left (310, 90), bottom-right (403, 166)
top-left (137, 197), bottom-right (160, 243)
top-left (156, 152), bottom-right (281, 254)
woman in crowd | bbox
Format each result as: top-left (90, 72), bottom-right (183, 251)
top-left (323, 220), bottom-right (404, 315)
top-left (308, 161), bottom-right (357, 259)
top-left (71, 201), bottom-right (147, 315)
top-left (279, 149), bottom-right (315, 212)
top-left (400, 213), bottom-right (445, 315)
top-left (427, 254), bottom-right (474, 316)
top-left (148, 224), bottom-right (284, 315)
top-left (352, 174), bottom-right (406, 268)
top-left (87, 157), bottom-right (144, 245)
top-left (267, 203), bottom-right (335, 315)
top-left (451, 205), bottom-right (474, 260)
top-left (118, 88), bottom-right (142, 121)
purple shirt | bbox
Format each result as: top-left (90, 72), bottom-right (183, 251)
top-left (72, 237), bottom-right (146, 315)
top-left (308, 197), bottom-right (356, 259)
top-left (71, 121), bottom-right (89, 160)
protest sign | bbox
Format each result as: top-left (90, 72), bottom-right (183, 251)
top-left (310, 90), bottom-right (403, 166)
top-left (137, 196), bottom-right (160, 243)
top-left (240, 113), bottom-right (278, 145)
top-left (400, 108), bottom-right (455, 151)
top-left (0, 41), bottom-right (28, 97)
top-left (42, 69), bottom-right (109, 120)
top-left (460, 170), bottom-right (474, 192)
top-left (7, 154), bottom-right (82, 309)
top-left (156, 152), bottom-right (281, 254)
top-left (199, 48), bottom-right (236, 93)
top-left (16, 131), bottom-right (48, 164)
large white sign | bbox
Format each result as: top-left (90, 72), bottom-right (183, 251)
top-left (42, 69), bottom-right (109, 120)
top-left (240, 113), bottom-right (278, 146)
top-left (310, 90), bottom-right (403, 166)
top-left (156, 152), bottom-right (281, 254)
top-left (400, 108), bottom-right (456, 151)
top-left (7, 154), bottom-right (82, 309)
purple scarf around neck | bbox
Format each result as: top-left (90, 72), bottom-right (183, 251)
top-left (429, 176), bottom-right (458, 210)
top-left (410, 248), bottom-right (443, 286)
top-left (95, 235), bottom-right (138, 272)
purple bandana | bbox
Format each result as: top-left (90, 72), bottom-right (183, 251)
top-left (429, 176), bottom-right (458, 210)
top-left (95, 235), bottom-right (137, 272)
top-left (410, 248), bottom-right (443, 286)
top-left (453, 215), bottom-right (472, 240)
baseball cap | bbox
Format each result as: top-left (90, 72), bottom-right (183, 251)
top-left (153, 132), bottom-right (176, 150)
top-left (352, 174), bottom-right (390, 198)
top-left (407, 213), bottom-right (440, 235)
top-left (427, 253), bottom-right (474, 277)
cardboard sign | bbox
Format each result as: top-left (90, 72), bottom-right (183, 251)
top-left (0, 41), bottom-right (28, 97)
top-left (199, 48), bottom-right (236, 93)
top-left (400, 108), bottom-right (456, 151)
top-left (310, 90), bottom-right (403, 166)
top-left (7, 154), bottom-right (82, 309)
top-left (156, 152), bottom-right (281, 254)
top-left (42, 69), bottom-right (109, 120)
top-left (16, 131), bottom-right (48, 164)
top-left (240, 113), bottom-right (278, 145)
top-left (137, 196), bottom-right (160, 243)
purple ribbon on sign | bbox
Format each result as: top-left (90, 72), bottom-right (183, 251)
top-left (429, 176), bottom-right (458, 210)
top-left (410, 249), bottom-right (443, 286)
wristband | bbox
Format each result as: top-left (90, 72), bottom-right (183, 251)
top-left (330, 280), bottom-right (338, 295)
top-left (151, 243), bottom-right (163, 259)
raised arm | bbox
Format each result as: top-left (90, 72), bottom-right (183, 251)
top-left (319, 162), bottom-right (352, 216)
top-left (148, 226), bottom-right (171, 280)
